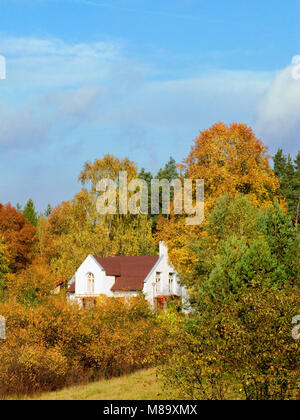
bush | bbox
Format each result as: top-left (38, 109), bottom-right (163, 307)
top-left (0, 295), bottom-right (165, 398)
top-left (0, 341), bottom-right (71, 396)
top-left (158, 286), bottom-right (300, 400)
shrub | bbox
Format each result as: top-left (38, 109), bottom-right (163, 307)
top-left (158, 286), bottom-right (300, 400)
top-left (0, 295), bottom-right (165, 398)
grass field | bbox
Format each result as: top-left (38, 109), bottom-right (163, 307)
top-left (24, 369), bottom-right (171, 400)
top-left (8, 368), bottom-right (244, 400)
top-left (7, 369), bottom-right (299, 400)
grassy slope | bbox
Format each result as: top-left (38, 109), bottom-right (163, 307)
top-left (26, 369), bottom-right (172, 400)
top-left (11, 369), bottom-right (243, 400)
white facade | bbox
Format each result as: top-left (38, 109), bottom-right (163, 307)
top-left (142, 242), bottom-right (183, 305)
top-left (68, 242), bottom-right (187, 308)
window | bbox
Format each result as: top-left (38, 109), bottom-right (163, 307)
top-left (87, 273), bottom-right (95, 293)
top-left (83, 298), bottom-right (96, 310)
top-left (169, 273), bottom-right (175, 294)
top-left (155, 272), bottom-right (161, 294)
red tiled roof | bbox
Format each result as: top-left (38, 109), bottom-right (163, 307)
top-left (56, 279), bottom-right (67, 287)
top-left (67, 282), bottom-right (75, 293)
top-left (95, 255), bottom-right (159, 291)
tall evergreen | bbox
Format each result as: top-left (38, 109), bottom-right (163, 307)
top-left (16, 203), bottom-right (22, 212)
top-left (138, 157), bottom-right (179, 233)
top-left (44, 204), bottom-right (52, 218)
top-left (23, 199), bottom-right (38, 226)
top-left (273, 149), bottom-right (286, 178)
top-left (156, 157), bottom-right (179, 181)
top-left (273, 149), bottom-right (300, 224)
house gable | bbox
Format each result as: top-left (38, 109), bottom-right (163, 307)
top-left (142, 245), bottom-right (181, 302)
top-left (74, 254), bottom-right (115, 297)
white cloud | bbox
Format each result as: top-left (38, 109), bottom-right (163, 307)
top-left (0, 36), bottom-right (145, 150)
top-left (139, 70), bottom-right (271, 127)
top-left (255, 62), bottom-right (300, 153)
top-left (0, 36), bottom-right (274, 153)
top-left (0, 37), bottom-right (118, 58)
top-left (43, 85), bottom-right (104, 116)
top-left (2, 34), bottom-right (294, 210)
top-left (0, 102), bottom-right (52, 150)
top-left (0, 36), bottom-right (124, 92)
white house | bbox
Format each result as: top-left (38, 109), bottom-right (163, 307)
top-left (67, 242), bottom-right (187, 310)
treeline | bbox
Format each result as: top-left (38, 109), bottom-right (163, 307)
top-left (15, 149), bottom-right (300, 232)
top-left (16, 200), bottom-right (52, 227)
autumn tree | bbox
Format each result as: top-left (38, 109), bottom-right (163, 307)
top-left (79, 154), bottom-right (155, 256)
top-left (6, 256), bottom-right (57, 306)
top-left (0, 203), bottom-right (37, 272)
top-left (182, 122), bottom-right (278, 208)
top-left (156, 123), bottom-right (280, 272)
top-left (41, 192), bottom-right (112, 279)
top-left (79, 154), bottom-right (138, 192)
top-left (40, 154), bottom-right (156, 280)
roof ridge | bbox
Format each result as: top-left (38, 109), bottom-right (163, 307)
top-left (94, 255), bottom-right (160, 291)
top-left (95, 254), bottom-right (158, 258)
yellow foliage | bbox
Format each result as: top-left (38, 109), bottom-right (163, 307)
top-left (156, 122), bottom-right (281, 273)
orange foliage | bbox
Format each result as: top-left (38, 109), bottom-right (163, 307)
top-left (182, 122), bottom-right (279, 209)
top-left (156, 123), bottom-right (280, 273)
top-left (6, 256), bottom-right (57, 304)
top-left (0, 296), bottom-right (167, 397)
top-left (0, 203), bottom-right (37, 272)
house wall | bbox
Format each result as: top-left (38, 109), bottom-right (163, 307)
top-left (142, 243), bottom-right (183, 305)
top-left (74, 255), bottom-right (115, 298)
top-left (113, 291), bottom-right (139, 298)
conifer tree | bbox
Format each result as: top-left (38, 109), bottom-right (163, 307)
top-left (23, 199), bottom-right (38, 226)
top-left (44, 204), bottom-right (52, 218)
top-left (273, 149), bottom-right (300, 224)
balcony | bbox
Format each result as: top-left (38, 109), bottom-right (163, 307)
top-left (74, 292), bottom-right (99, 298)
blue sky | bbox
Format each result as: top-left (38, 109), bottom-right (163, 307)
top-left (0, 0), bottom-right (299, 211)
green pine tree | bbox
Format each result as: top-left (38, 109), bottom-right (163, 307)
top-left (44, 204), bottom-right (52, 218)
top-left (273, 149), bottom-right (287, 178)
top-left (156, 157), bottom-right (179, 181)
top-left (23, 198), bottom-right (38, 226)
top-left (273, 149), bottom-right (300, 224)
top-left (139, 157), bottom-right (179, 233)
top-left (16, 203), bottom-right (22, 212)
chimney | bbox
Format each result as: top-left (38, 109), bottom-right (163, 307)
top-left (159, 241), bottom-right (168, 257)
